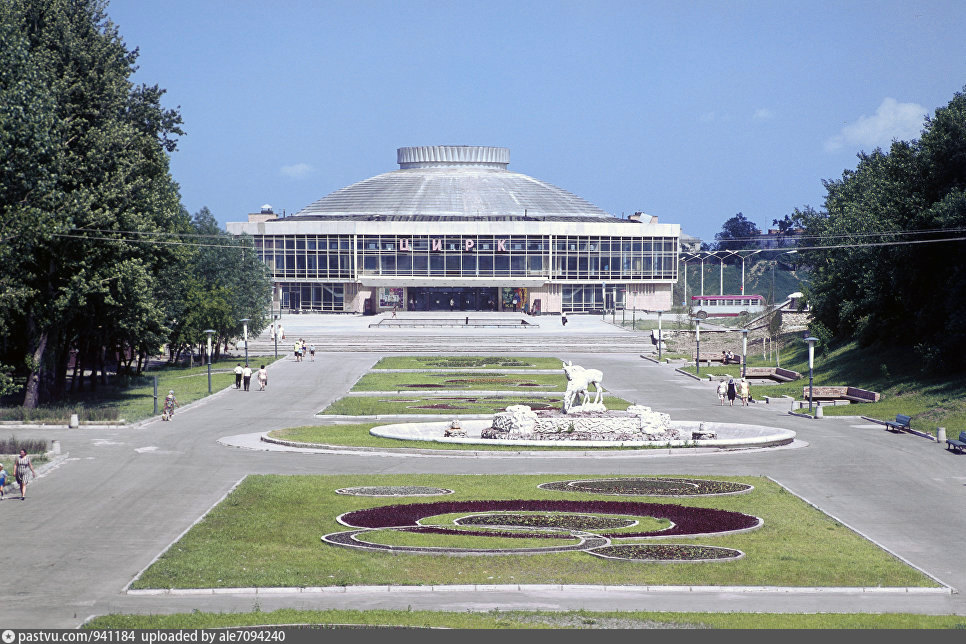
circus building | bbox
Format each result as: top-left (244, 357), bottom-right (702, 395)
top-left (226, 146), bottom-right (681, 315)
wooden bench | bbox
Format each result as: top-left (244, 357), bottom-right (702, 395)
top-left (744, 367), bottom-right (801, 382)
top-left (692, 355), bottom-right (743, 365)
top-left (802, 386), bottom-right (881, 403)
top-left (883, 414), bottom-right (912, 433)
top-left (946, 431), bottom-right (966, 453)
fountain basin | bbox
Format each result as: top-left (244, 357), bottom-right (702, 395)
top-left (370, 419), bottom-right (795, 450)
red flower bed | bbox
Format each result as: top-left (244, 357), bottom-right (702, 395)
top-left (338, 500), bottom-right (760, 538)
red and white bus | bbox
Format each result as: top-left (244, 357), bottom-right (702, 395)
top-left (691, 294), bottom-right (765, 318)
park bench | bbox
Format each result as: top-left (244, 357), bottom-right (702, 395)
top-left (744, 367), bottom-right (801, 382)
top-left (946, 431), bottom-right (966, 454)
top-left (802, 386), bottom-right (880, 403)
top-left (883, 414), bottom-right (912, 433)
top-left (691, 355), bottom-right (743, 365)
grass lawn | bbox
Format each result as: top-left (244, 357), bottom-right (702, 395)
top-left (351, 371), bottom-right (567, 392)
top-left (372, 356), bottom-right (566, 370)
top-left (83, 608), bottom-right (966, 629)
top-left (675, 340), bottom-right (966, 436)
top-left (268, 423), bottom-right (687, 452)
top-left (319, 394), bottom-right (633, 416)
top-left (130, 474), bottom-right (936, 590)
top-left (0, 356), bottom-right (283, 424)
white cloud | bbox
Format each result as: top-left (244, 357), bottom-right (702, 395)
top-left (753, 108), bottom-right (775, 120)
top-left (824, 98), bottom-right (927, 152)
top-left (280, 163), bottom-right (313, 179)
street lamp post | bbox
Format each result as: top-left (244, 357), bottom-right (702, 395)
top-left (657, 310), bottom-right (663, 361)
top-left (273, 313), bottom-right (278, 359)
top-left (739, 250), bottom-right (762, 295)
top-left (805, 336), bottom-right (819, 414)
top-left (693, 317), bottom-right (702, 375)
top-left (240, 318), bottom-right (251, 366)
top-left (680, 253), bottom-right (698, 307)
top-left (741, 329), bottom-right (749, 379)
top-left (700, 254), bottom-right (705, 296)
top-left (204, 329), bottom-right (215, 394)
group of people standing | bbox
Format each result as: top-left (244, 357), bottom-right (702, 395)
top-left (293, 338), bottom-right (314, 362)
top-left (717, 377), bottom-right (750, 406)
top-left (234, 363), bottom-right (268, 391)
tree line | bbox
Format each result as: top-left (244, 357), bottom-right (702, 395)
top-left (0, 0), bottom-right (271, 407)
top-left (704, 87), bottom-right (966, 371)
top-left (796, 87), bottom-right (966, 371)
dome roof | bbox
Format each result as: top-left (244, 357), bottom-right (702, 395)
top-left (293, 146), bottom-right (614, 220)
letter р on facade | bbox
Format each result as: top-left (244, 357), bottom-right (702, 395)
top-left (227, 146), bottom-right (681, 314)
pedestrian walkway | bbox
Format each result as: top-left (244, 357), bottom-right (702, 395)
top-left (1, 351), bottom-right (965, 627)
top-left (253, 312), bottom-right (657, 353)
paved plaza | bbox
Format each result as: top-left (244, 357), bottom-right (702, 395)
top-left (1, 314), bottom-right (965, 628)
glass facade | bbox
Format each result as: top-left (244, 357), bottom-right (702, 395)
top-left (254, 236), bottom-right (354, 280)
top-left (277, 282), bottom-right (344, 311)
top-left (254, 234), bottom-right (677, 281)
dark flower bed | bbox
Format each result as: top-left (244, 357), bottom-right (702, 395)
top-left (425, 358), bottom-right (534, 368)
top-left (405, 526), bottom-right (572, 540)
top-left (456, 513), bottom-right (635, 531)
top-left (335, 486), bottom-right (453, 497)
top-left (338, 500), bottom-right (760, 538)
top-left (589, 544), bottom-right (743, 562)
top-left (539, 478), bottom-right (753, 496)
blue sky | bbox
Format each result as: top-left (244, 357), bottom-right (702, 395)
top-left (106, 0), bottom-right (966, 243)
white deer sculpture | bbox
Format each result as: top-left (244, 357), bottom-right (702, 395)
top-left (562, 361), bottom-right (604, 412)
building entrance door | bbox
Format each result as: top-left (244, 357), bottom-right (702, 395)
top-left (407, 287), bottom-right (498, 311)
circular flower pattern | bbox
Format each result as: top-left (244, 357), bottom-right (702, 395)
top-left (538, 478), bottom-right (753, 497)
top-left (588, 544), bottom-right (744, 563)
top-left (455, 513), bottom-right (638, 531)
top-left (335, 486), bottom-right (454, 497)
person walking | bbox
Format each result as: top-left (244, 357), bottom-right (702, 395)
top-left (449, 298), bottom-right (455, 311)
top-left (278, 324), bottom-right (285, 341)
top-left (162, 390), bottom-right (179, 420)
top-left (0, 463), bottom-right (7, 500)
top-left (293, 340), bottom-right (302, 362)
top-left (233, 363), bottom-right (243, 389)
top-left (14, 449), bottom-right (35, 500)
top-left (257, 365), bottom-right (268, 390)
top-left (716, 379), bottom-right (727, 405)
top-left (242, 364), bottom-right (253, 391)
top-left (308, 343), bottom-right (316, 361)
top-left (739, 378), bottom-right (750, 406)
top-left (726, 378), bottom-right (737, 407)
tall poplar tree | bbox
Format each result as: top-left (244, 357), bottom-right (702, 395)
top-left (0, 0), bottom-right (187, 405)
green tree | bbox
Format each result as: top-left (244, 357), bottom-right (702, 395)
top-left (163, 208), bottom-right (272, 362)
top-left (0, 0), bottom-right (187, 406)
top-left (713, 212), bottom-right (762, 256)
top-left (798, 86), bottom-right (966, 370)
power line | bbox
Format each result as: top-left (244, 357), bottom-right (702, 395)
top-left (52, 233), bottom-right (254, 250)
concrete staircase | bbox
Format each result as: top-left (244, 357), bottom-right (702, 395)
top-left (246, 333), bottom-right (658, 354)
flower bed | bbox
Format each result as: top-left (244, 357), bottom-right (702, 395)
top-left (589, 544), bottom-right (743, 562)
top-left (336, 499), bottom-right (760, 538)
top-left (455, 513), bottom-right (636, 531)
top-left (335, 486), bottom-right (454, 497)
top-left (539, 477), bottom-right (753, 497)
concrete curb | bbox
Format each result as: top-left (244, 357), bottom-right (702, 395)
top-left (343, 390), bottom-right (564, 397)
top-left (860, 416), bottom-right (938, 441)
top-left (125, 582), bottom-right (953, 597)
top-left (766, 475), bottom-right (957, 593)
